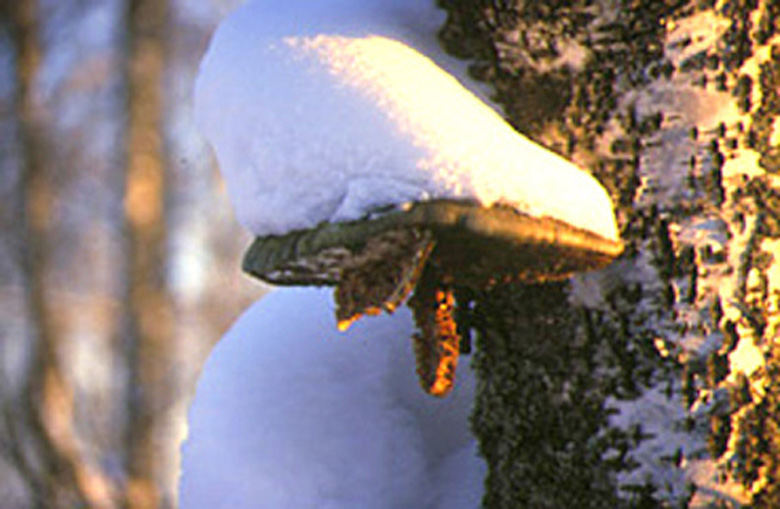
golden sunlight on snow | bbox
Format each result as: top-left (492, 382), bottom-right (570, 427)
top-left (281, 34), bottom-right (620, 242)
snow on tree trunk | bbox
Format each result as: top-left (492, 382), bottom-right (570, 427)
top-left (438, 0), bottom-right (780, 506)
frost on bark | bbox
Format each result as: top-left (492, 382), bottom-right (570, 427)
top-left (438, 0), bottom-right (780, 506)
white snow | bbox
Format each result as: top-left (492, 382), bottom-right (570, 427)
top-left (178, 287), bottom-right (484, 509)
top-left (194, 0), bottom-right (620, 241)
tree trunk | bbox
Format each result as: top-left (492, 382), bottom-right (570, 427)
top-left (3, 1), bottom-right (115, 507)
top-left (439, 0), bottom-right (780, 506)
top-left (121, 0), bottom-right (174, 507)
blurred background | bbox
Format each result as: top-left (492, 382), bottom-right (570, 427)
top-left (0, 0), bottom-right (266, 507)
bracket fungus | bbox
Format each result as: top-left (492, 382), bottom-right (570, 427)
top-left (243, 200), bottom-right (622, 396)
top-left (195, 0), bottom-right (623, 397)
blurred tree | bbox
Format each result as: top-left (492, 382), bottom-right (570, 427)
top-left (0, 0), bottom-right (257, 507)
top-left (1, 0), bottom-right (116, 507)
top-left (121, 0), bottom-right (175, 507)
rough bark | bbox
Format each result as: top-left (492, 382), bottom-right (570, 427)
top-left (438, 0), bottom-right (780, 506)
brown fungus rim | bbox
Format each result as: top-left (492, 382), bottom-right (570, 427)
top-left (242, 199), bottom-right (624, 287)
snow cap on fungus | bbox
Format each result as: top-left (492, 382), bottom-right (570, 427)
top-left (195, 0), bottom-right (621, 242)
top-left (196, 0), bottom-right (624, 396)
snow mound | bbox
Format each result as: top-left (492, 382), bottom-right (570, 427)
top-left (194, 0), bottom-right (619, 241)
top-left (179, 287), bottom-right (484, 509)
